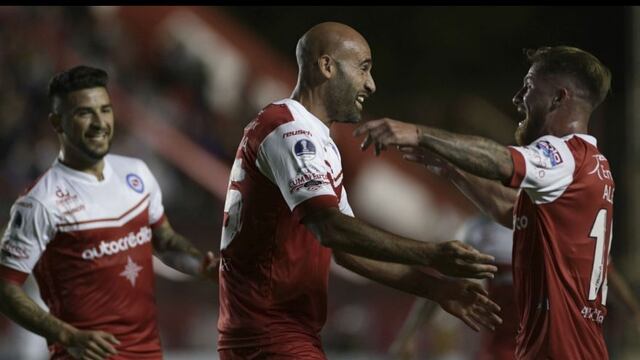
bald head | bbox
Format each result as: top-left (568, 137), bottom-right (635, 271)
top-left (292, 22), bottom-right (375, 125)
top-left (296, 22), bottom-right (371, 77)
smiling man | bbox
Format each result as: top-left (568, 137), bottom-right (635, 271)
top-left (355, 46), bottom-right (614, 359)
top-left (217, 22), bottom-right (502, 359)
top-left (0, 66), bottom-right (217, 360)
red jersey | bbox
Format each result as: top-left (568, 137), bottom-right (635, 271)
top-left (0, 155), bottom-right (166, 359)
top-left (506, 134), bottom-right (613, 359)
top-left (218, 99), bottom-right (353, 349)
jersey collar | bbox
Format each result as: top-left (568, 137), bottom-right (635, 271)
top-left (54, 154), bottom-right (113, 184)
top-left (282, 98), bottom-right (331, 137)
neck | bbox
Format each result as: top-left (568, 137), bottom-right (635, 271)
top-left (545, 107), bottom-right (590, 138)
top-left (59, 149), bottom-right (106, 181)
top-left (291, 83), bottom-right (333, 128)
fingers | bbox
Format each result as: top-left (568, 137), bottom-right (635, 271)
top-left (93, 333), bottom-right (118, 356)
top-left (353, 119), bottom-right (387, 136)
top-left (460, 314), bottom-right (481, 332)
top-left (360, 134), bottom-right (374, 151)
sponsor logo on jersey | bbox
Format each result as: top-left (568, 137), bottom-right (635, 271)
top-left (514, 215), bottom-right (528, 230)
top-left (81, 226), bottom-right (152, 260)
top-left (588, 154), bottom-right (612, 181)
top-left (283, 129), bottom-right (313, 138)
top-left (535, 140), bottom-right (563, 167)
top-left (1, 239), bottom-right (30, 259)
top-left (288, 173), bottom-right (329, 193)
top-left (55, 186), bottom-right (79, 205)
top-left (293, 139), bottom-right (316, 160)
top-left (126, 173), bottom-right (145, 194)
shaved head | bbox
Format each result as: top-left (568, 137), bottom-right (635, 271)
top-left (293, 22), bottom-right (375, 124)
top-left (296, 22), bottom-right (371, 81)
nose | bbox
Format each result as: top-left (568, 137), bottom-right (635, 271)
top-left (512, 87), bottom-right (524, 107)
top-left (365, 72), bottom-right (376, 94)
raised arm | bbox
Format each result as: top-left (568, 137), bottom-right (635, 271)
top-left (401, 147), bottom-right (517, 228)
top-left (333, 251), bottom-right (502, 331)
top-left (151, 218), bottom-right (218, 282)
top-left (353, 118), bottom-right (514, 182)
top-left (303, 207), bottom-right (497, 279)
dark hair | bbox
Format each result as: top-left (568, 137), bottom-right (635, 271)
top-left (525, 46), bottom-right (611, 108)
top-left (48, 65), bottom-right (109, 113)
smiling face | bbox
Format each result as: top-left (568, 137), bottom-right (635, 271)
top-left (512, 65), bottom-right (557, 145)
top-left (55, 87), bottom-right (114, 163)
top-left (325, 40), bottom-right (376, 123)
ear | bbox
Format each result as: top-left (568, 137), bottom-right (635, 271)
top-left (317, 55), bottom-right (334, 80)
top-left (49, 113), bottom-right (63, 133)
top-left (551, 88), bottom-right (569, 110)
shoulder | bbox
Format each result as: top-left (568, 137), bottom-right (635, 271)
top-left (246, 99), bottom-right (318, 150)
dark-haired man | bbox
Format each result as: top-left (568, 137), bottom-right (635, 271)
top-left (356, 46), bottom-right (614, 359)
top-left (0, 66), bottom-right (217, 360)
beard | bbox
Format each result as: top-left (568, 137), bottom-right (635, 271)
top-left (325, 65), bottom-right (361, 123)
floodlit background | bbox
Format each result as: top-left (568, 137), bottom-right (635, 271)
top-left (0, 6), bottom-right (638, 359)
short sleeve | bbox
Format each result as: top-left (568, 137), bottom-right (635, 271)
top-left (140, 162), bottom-right (165, 227)
top-left (0, 197), bottom-right (56, 283)
top-left (256, 123), bottom-right (339, 221)
top-left (338, 186), bottom-right (354, 218)
top-left (505, 135), bottom-right (575, 204)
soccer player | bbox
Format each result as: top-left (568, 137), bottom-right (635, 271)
top-left (217, 22), bottom-right (502, 360)
top-left (0, 66), bottom-right (218, 360)
top-left (355, 46), bottom-right (614, 359)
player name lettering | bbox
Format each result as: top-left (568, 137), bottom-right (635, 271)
top-left (603, 184), bottom-right (614, 204)
top-left (82, 226), bottom-right (152, 260)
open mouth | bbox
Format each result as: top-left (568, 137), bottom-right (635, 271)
top-left (355, 94), bottom-right (367, 110)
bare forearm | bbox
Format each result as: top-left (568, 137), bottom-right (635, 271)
top-left (153, 225), bottom-right (203, 276)
top-left (0, 281), bottom-right (75, 345)
top-left (418, 126), bottom-right (513, 181)
top-left (449, 168), bottom-right (517, 228)
top-left (307, 211), bottom-right (434, 266)
top-left (334, 252), bottom-right (442, 299)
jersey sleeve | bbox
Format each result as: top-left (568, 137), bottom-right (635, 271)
top-left (505, 135), bottom-right (576, 204)
top-left (0, 197), bottom-right (56, 283)
top-left (338, 186), bottom-right (354, 218)
top-left (256, 123), bottom-right (339, 221)
top-left (140, 161), bottom-right (165, 227)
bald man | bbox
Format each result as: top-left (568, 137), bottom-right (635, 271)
top-left (217, 22), bottom-right (501, 359)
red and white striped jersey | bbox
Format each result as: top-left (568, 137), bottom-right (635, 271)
top-left (0, 154), bottom-right (166, 359)
top-left (218, 99), bottom-right (352, 349)
top-left (506, 134), bottom-right (613, 360)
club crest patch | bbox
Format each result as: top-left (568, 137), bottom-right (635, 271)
top-left (294, 139), bottom-right (316, 160)
top-left (126, 173), bottom-right (144, 193)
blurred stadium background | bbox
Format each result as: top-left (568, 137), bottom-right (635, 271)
top-left (0, 5), bottom-right (638, 359)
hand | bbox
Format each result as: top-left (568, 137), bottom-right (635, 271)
top-left (434, 279), bottom-right (502, 332)
top-left (399, 146), bottom-right (455, 177)
top-left (429, 240), bottom-right (497, 279)
top-left (199, 251), bottom-right (220, 282)
top-left (63, 329), bottom-right (119, 360)
top-left (353, 118), bottom-right (421, 156)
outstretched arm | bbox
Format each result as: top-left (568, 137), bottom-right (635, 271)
top-left (0, 278), bottom-right (119, 359)
top-left (152, 219), bottom-right (218, 281)
top-left (334, 251), bottom-right (502, 332)
top-left (353, 118), bottom-right (514, 182)
top-left (303, 207), bottom-right (497, 279)
top-left (401, 147), bottom-right (517, 228)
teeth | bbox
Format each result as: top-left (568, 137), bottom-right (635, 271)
top-left (357, 96), bottom-right (365, 103)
